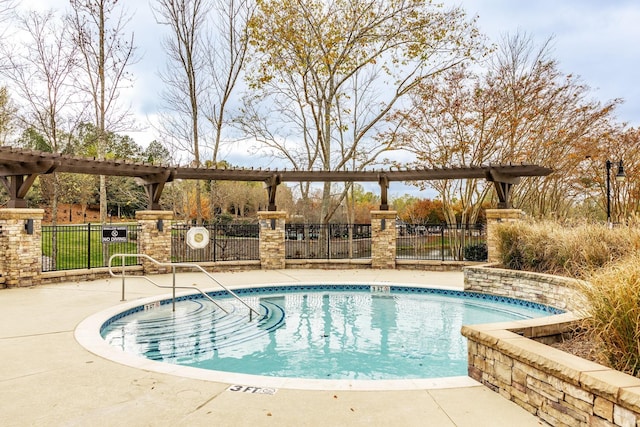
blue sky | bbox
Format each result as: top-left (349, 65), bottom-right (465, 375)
top-left (453, 0), bottom-right (640, 126)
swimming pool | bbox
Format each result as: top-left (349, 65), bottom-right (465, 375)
top-left (98, 284), bottom-right (560, 383)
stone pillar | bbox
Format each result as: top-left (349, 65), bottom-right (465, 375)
top-left (257, 211), bottom-right (286, 269)
top-left (135, 210), bottom-right (174, 274)
top-left (371, 210), bottom-right (397, 269)
top-left (485, 209), bottom-right (524, 263)
top-left (0, 208), bottom-right (44, 287)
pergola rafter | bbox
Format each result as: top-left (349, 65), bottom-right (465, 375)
top-left (0, 146), bottom-right (552, 211)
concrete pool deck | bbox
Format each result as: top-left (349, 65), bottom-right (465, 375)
top-left (0, 269), bottom-right (544, 426)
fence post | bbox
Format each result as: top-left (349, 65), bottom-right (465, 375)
top-left (371, 210), bottom-right (397, 269)
top-left (135, 210), bottom-right (174, 274)
top-left (441, 225), bottom-right (445, 261)
top-left (212, 224), bottom-right (217, 262)
top-left (257, 211), bottom-right (286, 269)
top-left (0, 208), bottom-right (44, 287)
top-left (87, 223), bottom-right (91, 269)
top-left (485, 209), bottom-right (524, 263)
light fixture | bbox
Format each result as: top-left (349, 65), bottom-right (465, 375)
top-left (24, 219), bottom-right (34, 235)
top-left (606, 159), bottom-right (626, 225)
top-left (615, 161), bottom-right (626, 182)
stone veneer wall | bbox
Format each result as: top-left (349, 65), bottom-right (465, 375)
top-left (135, 210), bottom-right (174, 274)
top-left (0, 209), bottom-right (44, 287)
top-left (257, 211), bottom-right (286, 269)
top-left (462, 265), bottom-right (640, 426)
top-left (464, 264), bottom-right (585, 312)
top-left (370, 210), bottom-right (397, 269)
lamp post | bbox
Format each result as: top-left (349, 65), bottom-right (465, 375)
top-left (606, 159), bottom-right (626, 225)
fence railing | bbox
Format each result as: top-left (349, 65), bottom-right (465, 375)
top-left (171, 223), bottom-right (260, 262)
top-left (40, 221), bottom-right (486, 272)
top-left (396, 223), bottom-right (487, 261)
top-left (285, 223), bottom-right (372, 259)
top-left (41, 223), bottom-right (141, 272)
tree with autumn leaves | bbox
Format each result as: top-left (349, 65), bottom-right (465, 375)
top-left (239, 0), bottom-right (483, 223)
top-left (387, 33), bottom-right (625, 223)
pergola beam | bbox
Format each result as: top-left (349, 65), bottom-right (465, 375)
top-left (0, 146), bottom-right (553, 211)
top-left (264, 174), bottom-right (281, 211)
top-left (379, 175), bottom-right (389, 210)
top-left (0, 159), bottom-right (59, 208)
top-left (485, 168), bottom-right (523, 209)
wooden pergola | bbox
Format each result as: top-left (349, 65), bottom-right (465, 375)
top-left (0, 146), bottom-right (552, 211)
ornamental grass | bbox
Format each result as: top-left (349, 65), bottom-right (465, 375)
top-left (495, 221), bottom-right (640, 279)
top-left (495, 220), bottom-right (640, 376)
top-left (578, 255), bottom-right (640, 376)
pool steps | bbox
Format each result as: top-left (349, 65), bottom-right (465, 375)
top-left (104, 298), bottom-right (286, 363)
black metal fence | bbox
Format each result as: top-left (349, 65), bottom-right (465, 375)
top-left (285, 223), bottom-right (372, 259)
top-left (396, 223), bottom-right (487, 261)
top-left (40, 221), bottom-right (486, 272)
top-left (41, 223), bottom-right (141, 272)
top-left (171, 223), bottom-right (260, 262)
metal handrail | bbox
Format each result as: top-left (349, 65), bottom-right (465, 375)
top-left (108, 253), bottom-right (260, 320)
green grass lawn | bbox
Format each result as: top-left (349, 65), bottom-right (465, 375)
top-left (41, 226), bottom-right (139, 271)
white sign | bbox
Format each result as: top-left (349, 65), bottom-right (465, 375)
top-left (186, 226), bottom-right (210, 249)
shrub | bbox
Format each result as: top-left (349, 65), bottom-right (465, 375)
top-left (464, 243), bottom-right (487, 261)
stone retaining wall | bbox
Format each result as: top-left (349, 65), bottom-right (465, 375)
top-left (462, 265), bottom-right (640, 426)
top-left (464, 264), bottom-right (585, 312)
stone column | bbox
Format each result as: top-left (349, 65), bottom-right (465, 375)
top-left (257, 211), bottom-right (286, 269)
top-left (135, 210), bottom-right (174, 274)
top-left (0, 208), bottom-right (44, 287)
top-left (485, 208), bottom-right (524, 263)
top-left (371, 210), bottom-right (397, 269)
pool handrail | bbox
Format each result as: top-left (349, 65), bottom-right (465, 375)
top-left (108, 253), bottom-right (260, 320)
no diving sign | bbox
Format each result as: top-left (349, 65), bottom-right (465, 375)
top-left (102, 227), bottom-right (128, 243)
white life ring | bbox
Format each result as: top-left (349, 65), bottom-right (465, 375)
top-left (186, 226), bottom-right (210, 249)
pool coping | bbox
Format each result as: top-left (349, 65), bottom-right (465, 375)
top-left (75, 280), bottom-right (557, 391)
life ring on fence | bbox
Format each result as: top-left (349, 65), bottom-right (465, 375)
top-left (186, 226), bottom-right (210, 249)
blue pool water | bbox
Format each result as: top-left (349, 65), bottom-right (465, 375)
top-left (101, 285), bottom-right (560, 380)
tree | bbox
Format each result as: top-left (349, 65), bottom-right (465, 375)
top-left (69, 0), bottom-right (137, 223)
top-left (240, 0), bottom-right (482, 223)
top-left (1, 9), bottom-right (84, 227)
top-left (202, 0), bottom-right (253, 162)
top-left (387, 63), bottom-right (498, 226)
top-left (577, 125), bottom-right (640, 223)
top-left (397, 198), bottom-right (445, 224)
top-left (203, 0), bottom-right (253, 219)
top-left (0, 86), bottom-right (17, 144)
top-left (71, 123), bottom-right (149, 215)
top-left (487, 34), bottom-right (619, 218)
top-left (143, 140), bottom-right (172, 164)
top-left (154, 0), bottom-right (253, 222)
top-left (0, 0), bottom-right (17, 62)
top-left (153, 0), bottom-right (210, 223)
top-left (390, 33), bottom-right (619, 222)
